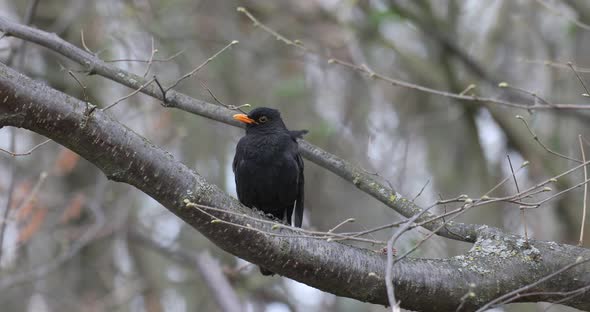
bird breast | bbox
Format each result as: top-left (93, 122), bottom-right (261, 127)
top-left (239, 133), bottom-right (293, 161)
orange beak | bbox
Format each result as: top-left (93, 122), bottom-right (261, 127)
top-left (233, 113), bottom-right (256, 124)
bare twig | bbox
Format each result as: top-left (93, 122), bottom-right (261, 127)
top-left (476, 257), bottom-right (590, 311)
top-left (412, 179), bottom-right (430, 202)
top-left (152, 75), bottom-right (167, 104)
top-left (385, 204), bottom-right (437, 310)
top-left (458, 84), bottom-right (476, 96)
top-left (327, 218), bottom-right (355, 233)
top-left (102, 78), bottom-right (156, 111)
top-left (199, 79), bottom-right (250, 113)
top-left (80, 29), bottom-right (93, 54)
top-left (480, 162), bottom-right (528, 199)
top-left (522, 59), bottom-right (590, 73)
top-left (237, 7), bottom-right (307, 52)
top-left (185, 200), bottom-right (386, 245)
top-left (0, 139), bottom-right (51, 157)
top-left (498, 82), bottom-right (552, 106)
top-left (542, 284), bottom-right (590, 311)
top-left (329, 58), bottom-right (576, 111)
top-left (68, 70), bottom-right (89, 102)
top-left (199, 79), bottom-right (225, 106)
top-left (143, 37), bottom-right (156, 78)
top-left (165, 40), bottom-right (238, 92)
top-left (105, 49), bottom-right (184, 63)
top-left (516, 115), bottom-right (582, 163)
top-left (507, 155), bottom-right (528, 243)
top-left (335, 220), bottom-right (407, 241)
top-left (579, 135), bottom-right (588, 246)
top-left (568, 62), bottom-right (590, 97)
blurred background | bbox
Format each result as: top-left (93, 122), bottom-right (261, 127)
top-left (1, 0), bottom-right (589, 311)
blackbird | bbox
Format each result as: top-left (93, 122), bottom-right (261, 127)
top-left (232, 107), bottom-right (305, 275)
top-left (232, 107), bottom-right (305, 226)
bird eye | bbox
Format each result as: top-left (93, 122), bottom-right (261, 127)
top-left (258, 116), bottom-right (268, 123)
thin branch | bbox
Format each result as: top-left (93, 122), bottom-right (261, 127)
top-left (522, 59), bottom-right (590, 73)
top-left (0, 138), bottom-right (51, 157)
top-left (516, 115), bottom-right (582, 163)
top-left (507, 154), bottom-right (528, 243)
top-left (102, 78), bottom-right (156, 111)
top-left (105, 49), bottom-right (184, 63)
top-left (498, 82), bottom-right (553, 106)
top-left (542, 284), bottom-right (590, 311)
top-left (237, 7), bottom-right (307, 52)
top-left (186, 201), bottom-right (386, 245)
top-left (476, 257), bottom-right (590, 311)
top-left (80, 29), bottom-right (93, 54)
top-left (480, 163), bottom-right (528, 199)
top-left (197, 79), bottom-right (249, 113)
top-left (579, 135), bottom-right (588, 246)
top-left (142, 37), bottom-right (156, 78)
top-left (568, 62), bottom-right (590, 97)
top-left (328, 58), bottom-right (574, 111)
top-left (458, 83), bottom-right (476, 96)
top-left (385, 204), bottom-right (437, 310)
top-left (165, 40), bottom-right (238, 92)
top-left (327, 218), bottom-right (355, 233)
top-left (412, 179), bottom-right (430, 202)
top-left (67, 70), bottom-right (89, 102)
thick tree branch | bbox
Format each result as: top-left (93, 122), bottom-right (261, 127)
top-left (1, 59), bottom-right (589, 311)
top-left (0, 17), bottom-right (478, 242)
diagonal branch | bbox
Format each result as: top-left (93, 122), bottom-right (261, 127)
top-left (0, 16), bottom-right (478, 242)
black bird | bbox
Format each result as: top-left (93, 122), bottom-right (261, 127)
top-left (233, 107), bottom-right (306, 275)
top-left (232, 107), bottom-right (305, 228)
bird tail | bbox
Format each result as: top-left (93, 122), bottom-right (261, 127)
top-left (289, 129), bottom-right (308, 139)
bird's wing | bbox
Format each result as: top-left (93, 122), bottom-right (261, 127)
top-left (232, 140), bottom-right (249, 205)
top-left (293, 152), bottom-right (304, 228)
top-left (232, 152), bottom-right (238, 174)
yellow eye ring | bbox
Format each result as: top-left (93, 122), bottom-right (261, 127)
top-left (258, 116), bottom-right (268, 123)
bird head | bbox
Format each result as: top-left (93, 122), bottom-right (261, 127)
top-left (233, 107), bottom-right (287, 134)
